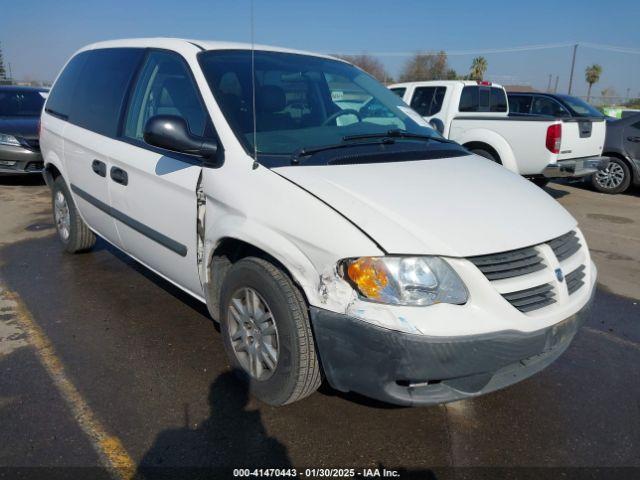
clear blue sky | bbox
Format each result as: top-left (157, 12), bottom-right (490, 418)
top-left (2, 0), bottom-right (639, 99)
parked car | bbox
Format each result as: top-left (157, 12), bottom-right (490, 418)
top-left (591, 114), bottom-right (640, 193)
top-left (507, 91), bottom-right (605, 120)
top-left (507, 92), bottom-right (640, 194)
top-left (40, 39), bottom-right (596, 407)
top-left (389, 81), bottom-right (609, 185)
top-left (0, 86), bottom-right (48, 175)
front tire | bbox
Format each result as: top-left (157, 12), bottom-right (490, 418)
top-left (219, 257), bottom-right (321, 405)
top-left (52, 176), bottom-right (96, 253)
top-left (592, 158), bottom-right (631, 194)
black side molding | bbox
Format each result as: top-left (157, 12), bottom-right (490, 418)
top-left (70, 184), bottom-right (188, 257)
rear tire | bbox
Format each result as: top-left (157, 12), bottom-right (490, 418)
top-left (592, 158), bottom-right (631, 194)
top-left (52, 176), bottom-right (96, 253)
top-left (470, 148), bottom-right (500, 164)
top-left (219, 257), bottom-right (321, 405)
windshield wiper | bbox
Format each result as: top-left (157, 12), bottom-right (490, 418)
top-left (290, 138), bottom-right (395, 165)
top-left (343, 129), bottom-right (455, 144)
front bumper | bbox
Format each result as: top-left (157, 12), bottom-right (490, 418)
top-left (542, 156), bottom-right (609, 179)
top-left (310, 294), bottom-right (592, 406)
top-left (0, 144), bottom-right (43, 174)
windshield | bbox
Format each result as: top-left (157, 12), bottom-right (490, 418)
top-left (0, 90), bottom-right (46, 117)
top-left (557, 95), bottom-right (604, 118)
top-left (198, 50), bottom-right (439, 155)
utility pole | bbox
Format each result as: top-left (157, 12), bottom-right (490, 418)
top-left (554, 75), bottom-right (559, 93)
top-left (567, 43), bottom-right (578, 95)
top-left (546, 74), bottom-right (552, 92)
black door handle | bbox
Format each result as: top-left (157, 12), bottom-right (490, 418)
top-left (627, 136), bottom-right (640, 143)
top-left (91, 159), bottom-right (106, 177)
top-left (110, 166), bottom-right (128, 186)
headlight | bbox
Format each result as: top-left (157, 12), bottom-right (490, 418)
top-left (341, 256), bottom-right (468, 306)
top-left (0, 134), bottom-right (21, 147)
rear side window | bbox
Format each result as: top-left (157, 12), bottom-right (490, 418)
top-left (508, 95), bottom-right (532, 114)
top-left (410, 86), bottom-right (446, 116)
top-left (70, 48), bottom-right (144, 136)
top-left (390, 87), bottom-right (406, 99)
top-left (45, 53), bottom-right (88, 119)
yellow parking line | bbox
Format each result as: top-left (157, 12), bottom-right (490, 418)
top-left (3, 289), bottom-right (136, 480)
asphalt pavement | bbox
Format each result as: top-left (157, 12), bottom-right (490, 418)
top-left (0, 175), bottom-right (638, 480)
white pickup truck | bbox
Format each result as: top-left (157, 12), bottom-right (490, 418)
top-left (389, 80), bottom-right (609, 181)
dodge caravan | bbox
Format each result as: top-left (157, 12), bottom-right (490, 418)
top-left (40, 39), bottom-right (596, 406)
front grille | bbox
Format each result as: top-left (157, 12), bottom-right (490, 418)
top-left (469, 246), bottom-right (545, 280)
top-left (548, 230), bottom-right (581, 261)
top-left (566, 265), bottom-right (586, 295)
top-left (502, 283), bottom-right (556, 313)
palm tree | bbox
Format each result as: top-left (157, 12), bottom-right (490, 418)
top-left (585, 64), bottom-right (602, 102)
top-left (469, 56), bottom-right (488, 81)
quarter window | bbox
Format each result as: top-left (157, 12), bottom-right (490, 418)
top-left (410, 86), bottom-right (446, 116)
top-left (45, 52), bottom-right (89, 119)
top-left (124, 51), bottom-right (207, 141)
top-left (70, 48), bottom-right (144, 136)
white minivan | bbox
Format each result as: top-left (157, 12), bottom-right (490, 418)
top-left (40, 38), bottom-right (596, 406)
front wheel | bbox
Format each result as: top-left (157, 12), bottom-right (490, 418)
top-left (219, 257), bottom-right (322, 405)
top-left (592, 158), bottom-right (631, 194)
top-left (52, 176), bottom-right (96, 253)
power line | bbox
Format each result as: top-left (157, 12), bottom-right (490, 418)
top-left (330, 41), bottom-right (640, 57)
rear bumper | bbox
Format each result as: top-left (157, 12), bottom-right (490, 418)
top-left (0, 144), bottom-right (43, 174)
top-left (310, 291), bottom-right (593, 406)
top-left (543, 156), bottom-right (609, 178)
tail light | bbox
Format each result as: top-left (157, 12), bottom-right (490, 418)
top-left (477, 81), bottom-right (492, 86)
top-left (546, 124), bottom-right (562, 154)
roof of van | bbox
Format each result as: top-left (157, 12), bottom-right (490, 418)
top-left (78, 38), bottom-right (344, 62)
top-left (388, 80), bottom-right (505, 89)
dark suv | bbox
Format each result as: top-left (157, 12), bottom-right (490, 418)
top-left (0, 86), bottom-right (48, 175)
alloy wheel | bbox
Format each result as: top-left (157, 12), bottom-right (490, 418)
top-left (54, 190), bottom-right (71, 241)
top-left (227, 287), bottom-right (279, 381)
top-left (595, 162), bottom-right (626, 190)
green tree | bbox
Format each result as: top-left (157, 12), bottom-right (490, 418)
top-left (469, 56), bottom-right (488, 81)
top-left (584, 64), bottom-right (602, 102)
top-left (399, 51), bottom-right (454, 82)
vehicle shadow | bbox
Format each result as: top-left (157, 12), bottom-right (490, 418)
top-left (135, 370), bottom-right (292, 479)
top-left (541, 182), bottom-right (570, 199)
top-left (0, 174), bottom-right (46, 186)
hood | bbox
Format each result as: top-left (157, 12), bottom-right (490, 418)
top-left (275, 155), bottom-right (576, 257)
top-left (0, 116), bottom-right (40, 139)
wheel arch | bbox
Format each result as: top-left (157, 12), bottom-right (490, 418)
top-left (463, 141), bottom-right (502, 164)
top-left (603, 151), bottom-right (638, 182)
top-left (204, 231), bottom-right (319, 322)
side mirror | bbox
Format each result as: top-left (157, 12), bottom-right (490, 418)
top-left (143, 115), bottom-right (220, 167)
top-left (429, 118), bottom-right (445, 135)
